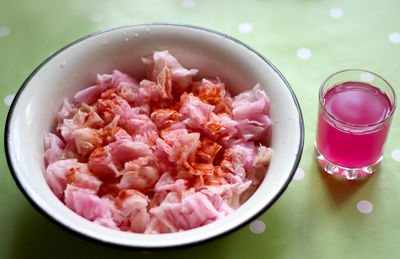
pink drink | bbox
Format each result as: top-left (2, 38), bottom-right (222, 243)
top-left (316, 81), bottom-right (393, 168)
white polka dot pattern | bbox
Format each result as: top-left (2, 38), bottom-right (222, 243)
top-left (0, 26), bottom-right (10, 37)
top-left (293, 168), bottom-right (305, 180)
top-left (238, 22), bottom-right (253, 33)
top-left (356, 200), bottom-right (373, 214)
top-left (249, 220), bottom-right (266, 234)
top-left (182, 0), bottom-right (196, 9)
top-left (391, 149), bottom-right (400, 162)
top-left (329, 8), bottom-right (343, 19)
top-left (90, 13), bottom-right (104, 23)
top-left (297, 48), bottom-right (311, 59)
top-left (4, 94), bottom-right (15, 106)
top-left (389, 32), bottom-right (400, 43)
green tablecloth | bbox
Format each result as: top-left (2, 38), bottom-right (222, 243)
top-left (1, 0), bottom-right (399, 258)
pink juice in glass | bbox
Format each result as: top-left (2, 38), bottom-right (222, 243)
top-left (316, 81), bottom-right (393, 169)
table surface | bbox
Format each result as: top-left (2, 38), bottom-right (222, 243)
top-left (1, 0), bottom-right (400, 258)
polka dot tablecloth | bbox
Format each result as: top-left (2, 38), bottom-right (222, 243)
top-left (1, 0), bottom-right (399, 258)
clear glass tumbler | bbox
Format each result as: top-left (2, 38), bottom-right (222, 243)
top-left (315, 69), bottom-right (396, 180)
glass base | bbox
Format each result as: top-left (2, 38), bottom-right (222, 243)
top-left (315, 146), bottom-right (382, 180)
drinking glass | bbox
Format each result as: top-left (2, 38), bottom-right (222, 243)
top-left (315, 69), bottom-right (396, 179)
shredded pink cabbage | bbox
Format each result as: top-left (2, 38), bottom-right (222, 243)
top-left (44, 50), bottom-right (272, 233)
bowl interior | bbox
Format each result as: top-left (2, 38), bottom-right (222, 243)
top-left (6, 24), bottom-right (303, 248)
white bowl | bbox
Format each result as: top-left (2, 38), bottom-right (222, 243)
top-left (5, 23), bottom-right (304, 248)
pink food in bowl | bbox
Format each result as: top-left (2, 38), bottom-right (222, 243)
top-left (44, 50), bottom-right (272, 234)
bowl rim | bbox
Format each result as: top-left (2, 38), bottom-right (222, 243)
top-left (4, 22), bottom-right (305, 249)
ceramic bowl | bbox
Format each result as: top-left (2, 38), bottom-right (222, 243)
top-left (5, 23), bottom-right (304, 248)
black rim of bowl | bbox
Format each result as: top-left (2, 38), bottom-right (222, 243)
top-left (4, 22), bottom-right (305, 249)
